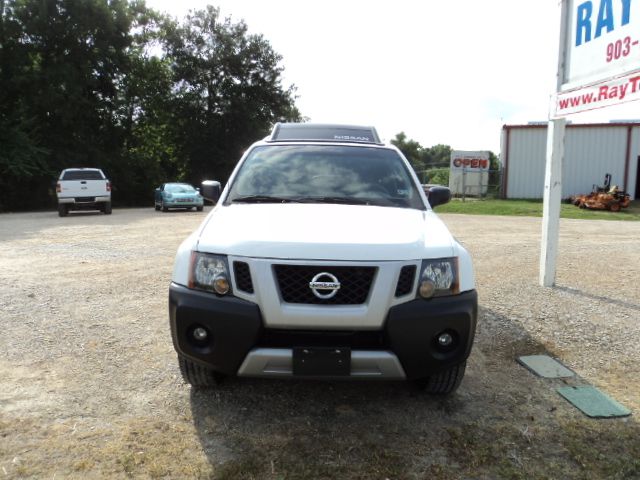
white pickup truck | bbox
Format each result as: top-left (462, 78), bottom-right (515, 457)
top-left (56, 168), bottom-right (112, 217)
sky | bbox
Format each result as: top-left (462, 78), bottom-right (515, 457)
top-left (145, 0), bottom-right (639, 154)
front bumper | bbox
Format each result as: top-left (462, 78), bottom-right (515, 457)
top-left (169, 283), bottom-right (477, 380)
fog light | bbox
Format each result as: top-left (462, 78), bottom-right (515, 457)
top-left (437, 332), bottom-right (453, 347)
top-left (193, 327), bottom-right (208, 341)
top-left (419, 279), bottom-right (436, 298)
top-left (213, 275), bottom-right (230, 295)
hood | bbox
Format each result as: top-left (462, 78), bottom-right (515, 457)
top-left (196, 204), bottom-right (454, 261)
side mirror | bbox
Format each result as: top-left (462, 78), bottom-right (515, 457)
top-left (201, 180), bottom-right (222, 203)
top-left (427, 186), bottom-right (451, 208)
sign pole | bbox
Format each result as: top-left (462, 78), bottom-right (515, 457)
top-left (540, 0), bottom-right (570, 287)
top-left (539, 118), bottom-right (565, 287)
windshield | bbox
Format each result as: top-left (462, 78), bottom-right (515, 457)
top-left (226, 145), bottom-right (425, 209)
top-left (165, 184), bottom-right (196, 193)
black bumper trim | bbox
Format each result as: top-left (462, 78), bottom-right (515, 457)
top-left (385, 290), bottom-right (477, 380)
top-left (169, 283), bottom-right (477, 380)
top-left (169, 283), bottom-right (263, 375)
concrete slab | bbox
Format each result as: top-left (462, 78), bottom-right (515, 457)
top-left (517, 355), bottom-right (575, 378)
top-left (557, 386), bottom-right (631, 418)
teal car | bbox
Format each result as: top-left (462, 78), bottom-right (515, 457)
top-left (154, 183), bottom-right (204, 212)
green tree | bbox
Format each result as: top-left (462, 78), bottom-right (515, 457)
top-left (113, 7), bottom-right (180, 204)
top-left (423, 144), bottom-right (452, 167)
top-left (0, 0), bottom-right (51, 209)
top-left (391, 132), bottom-right (424, 172)
top-left (163, 6), bottom-right (301, 182)
top-left (0, 0), bottom-right (141, 209)
top-left (0, 1), bottom-right (302, 211)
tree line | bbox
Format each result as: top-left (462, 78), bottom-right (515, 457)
top-left (0, 0), bottom-right (301, 211)
top-left (391, 132), bottom-right (500, 187)
top-left (0, 0), bottom-right (497, 212)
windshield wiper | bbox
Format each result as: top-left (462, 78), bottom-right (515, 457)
top-left (294, 196), bottom-right (369, 205)
top-left (231, 195), bottom-right (299, 204)
top-left (231, 195), bottom-right (372, 205)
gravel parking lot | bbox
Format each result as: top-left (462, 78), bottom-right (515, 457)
top-left (1, 207), bottom-right (638, 479)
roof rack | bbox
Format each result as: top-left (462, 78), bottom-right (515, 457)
top-left (268, 123), bottom-right (382, 145)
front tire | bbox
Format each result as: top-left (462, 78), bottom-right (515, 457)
top-left (197, 206), bottom-right (203, 212)
top-left (178, 356), bottom-right (224, 388)
top-left (162, 201), bottom-right (168, 212)
top-left (413, 361), bottom-right (467, 395)
top-left (103, 202), bottom-right (112, 214)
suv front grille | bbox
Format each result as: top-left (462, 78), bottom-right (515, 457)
top-left (273, 265), bottom-right (376, 305)
top-left (395, 265), bottom-right (416, 297)
top-left (233, 261), bottom-right (254, 293)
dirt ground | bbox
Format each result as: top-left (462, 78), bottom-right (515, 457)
top-left (1, 207), bottom-right (638, 479)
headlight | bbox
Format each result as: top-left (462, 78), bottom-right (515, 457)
top-left (165, 193), bottom-right (173, 199)
top-left (189, 252), bottom-right (231, 295)
top-left (418, 258), bottom-right (459, 299)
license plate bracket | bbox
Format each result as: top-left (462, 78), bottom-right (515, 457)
top-left (292, 347), bottom-right (351, 376)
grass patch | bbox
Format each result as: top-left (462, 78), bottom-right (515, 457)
top-left (560, 420), bottom-right (640, 479)
top-left (102, 420), bottom-right (213, 479)
top-left (211, 417), bottom-right (640, 479)
top-left (215, 434), bottom-right (410, 480)
top-left (435, 199), bottom-right (640, 221)
top-left (440, 420), bottom-right (640, 480)
top-left (0, 418), bottom-right (215, 479)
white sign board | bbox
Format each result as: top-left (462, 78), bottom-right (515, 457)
top-left (556, 69), bottom-right (640, 115)
top-left (543, 0), bottom-right (639, 286)
top-left (553, 0), bottom-right (640, 116)
top-left (448, 151), bottom-right (490, 196)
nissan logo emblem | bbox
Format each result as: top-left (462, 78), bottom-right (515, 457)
top-left (309, 272), bottom-right (341, 299)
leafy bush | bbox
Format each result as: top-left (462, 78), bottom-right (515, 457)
top-left (422, 168), bottom-right (449, 186)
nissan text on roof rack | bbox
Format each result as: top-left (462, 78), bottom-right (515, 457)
top-left (169, 123), bottom-right (477, 394)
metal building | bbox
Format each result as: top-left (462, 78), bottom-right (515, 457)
top-left (500, 122), bottom-right (640, 200)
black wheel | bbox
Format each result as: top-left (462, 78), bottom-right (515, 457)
top-left (155, 202), bottom-right (160, 211)
top-left (103, 202), bottom-right (112, 214)
top-left (57, 204), bottom-right (68, 217)
top-left (197, 206), bottom-right (203, 212)
top-left (178, 356), bottom-right (224, 387)
top-left (413, 361), bottom-right (466, 395)
top-left (162, 201), bottom-right (168, 212)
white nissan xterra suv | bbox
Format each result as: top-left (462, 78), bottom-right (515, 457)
top-left (169, 123), bottom-right (477, 394)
